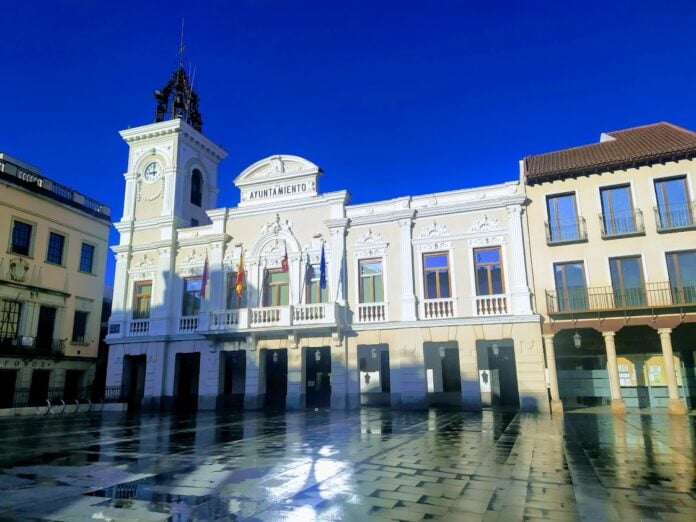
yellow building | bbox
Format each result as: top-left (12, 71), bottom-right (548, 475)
top-left (523, 122), bottom-right (696, 414)
top-left (0, 153), bottom-right (110, 411)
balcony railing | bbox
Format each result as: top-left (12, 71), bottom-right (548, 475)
top-left (545, 217), bottom-right (588, 245)
top-left (654, 202), bottom-right (696, 232)
top-left (420, 298), bottom-right (456, 319)
top-left (209, 303), bottom-right (338, 332)
top-left (599, 209), bottom-right (645, 238)
top-left (356, 302), bottom-right (387, 323)
top-left (178, 315), bottom-right (199, 333)
top-left (474, 294), bottom-right (509, 316)
top-left (546, 282), bottom-right (696, 314)
top-left (128, 319), bottom-right (150, 336)
top-left (0, 336), bottom-right (64, 356)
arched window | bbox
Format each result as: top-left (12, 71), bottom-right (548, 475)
top-left (191, 169), bottom-right (203, 207)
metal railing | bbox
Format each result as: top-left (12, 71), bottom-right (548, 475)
top-left (654, 202), bottom-right (696, 231)
top-left (599, 208), bottom-right (645, 238)
top-left (0, 337), bottom-right (64, 356)
top-left (545, 217), bottom-right (588, 244)
top-left (546, 282), bottom-right (696, 314)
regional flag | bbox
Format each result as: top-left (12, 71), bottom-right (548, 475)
top-left (235, 253), bottom-right (245, 297)
top-left (281, 241), bottom-right (289, 272)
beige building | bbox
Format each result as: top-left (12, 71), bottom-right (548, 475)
top-left (0, 153), bottom-right (110, 410)
top-left (105, 67), bottom-right (549, 412)
top-left (523, 122), bottom-right (696, 414)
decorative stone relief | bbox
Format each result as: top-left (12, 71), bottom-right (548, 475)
top-left (177, 249), bottom-right (205, 277)
top-left (180, 249), bottom-right (205, 266)
top-left (356, 228), bottom-right (384, 246)
top-left (353, 229), bottom-right (389, 258)
top-left (418, 221), bottom-right (449, 239)
top-left (7, 257), bottom-right (29, 282)
top-left (416, 240), bottom-right (452, 252)
top-left (261, 213), bottom-right (293, 235)
top-left (468, 236), bottom-right (505, 247)
top-left (136, 178), bottom-right (164, 202)
top-left (132, 254), bottom-right (155, 269)
top-left (470, 215), bottom-right (501, 233)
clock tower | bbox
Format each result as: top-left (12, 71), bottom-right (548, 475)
top-left (109, 66), bottom-right (227, 337)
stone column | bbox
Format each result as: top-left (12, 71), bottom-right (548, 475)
top-left (657, 328), bottom-right (686, 415)
top-left (542, 334), bottom-right (563, 414)
top-left (506, 205), bottom-right (532, 315)
top-left (602, 331), bottom-right (626, 414)
top-left (398, 216), bottom-right (417, 321)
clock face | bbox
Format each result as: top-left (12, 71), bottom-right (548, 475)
top-left (143, 162), bottom-right (161, 183)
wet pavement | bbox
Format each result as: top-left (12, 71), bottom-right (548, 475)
top-left (0, 409), bottom-right (694, 521)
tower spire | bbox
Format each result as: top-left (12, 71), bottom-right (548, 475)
top-left (152, 19), bottom-right (203, 132)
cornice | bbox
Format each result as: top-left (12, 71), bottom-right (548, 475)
top-left (350, 314), bottom-right (541, 331)
top-left (226, 190), bottom-right (349, 219)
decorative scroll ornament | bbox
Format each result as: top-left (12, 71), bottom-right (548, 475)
top-left (418, 221), bottom-right (449, 239)
top-left (181, 249), bottom-right (204, 266)
top-left (132, 254), bottom-right (155, 269)
top-left (261, 213), bottom-right (293, 235)
top-left (7, 257), bottom-right (29, 282)
top-left (136, 178), bottom-right (164, 202)
top-left (353, 228), bottom-right (389, 258)
top-left (470, 215), bottom-right (501, 233)
top-left (468, 236), bottom-right (505, 247)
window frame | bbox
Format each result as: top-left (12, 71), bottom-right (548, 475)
top-left (553, 260), bottom-right (588, 311)
top-left (191, 169), bottom-right (203, 207)
top-left (358, 258), bottom-right (384, 304)
top-left (182, 276), bottom-right (203, 316)
top-left (546, 192), bottom-right (580, 242)
top-left (71, 310), bottom-right (89, 344)
top-left (45, 231), bottom-right (66, 266)
top-left (9, 218), bottom-right (34, 257)
top-left (422, 251), bottom-right (451, 300)
top-left (0, 300), bottom-right (23, 341)
top-left (654, 175), bottom-right (693, 229)
top-left (608, 255), bottom-right (645, 307)
top-left (599, 184), bottom-right (637, 236)
top-left (78, 242), bottom-right (96, 274)
top-left (666, 249), bottom-right (696, 303)
top-left (132, 280), bottom-right (153, 319)
top-left (473, 246), bottom-right (505, 296)
top-left (263, 269), bottom-right (290, 307)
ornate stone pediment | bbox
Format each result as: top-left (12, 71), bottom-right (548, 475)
top-left (470, 215), bottom-right (501, 233)
top-left (418, 221), bottom-right (449, 239)
top-left (353, 228), bottom-right (389, 258)
top-left (355, 229), bottom-right (384, 246)
top-left (261, 213), bottom-right (293, 235)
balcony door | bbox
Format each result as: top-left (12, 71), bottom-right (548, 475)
top-left (35, 306), bottom-right (56, 351)
top-left (553, 262), bottom-right (587, 311)
top-left (264, 270), bottom-right (289, 307)
top-left (609, 256), bottom-right (645, 307)
top-left (655, 176), bottom-right (692, 229)
top-left (547, 193), bottom-right (579, 242)
top-left (666, 250), bottom-right (696, 304)
top-left (601, 185), bottom-right (635, 235)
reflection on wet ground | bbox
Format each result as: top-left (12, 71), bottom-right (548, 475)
top-left (0, 409), bottom-right (694, 521)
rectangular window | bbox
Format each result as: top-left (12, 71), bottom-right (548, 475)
top-left (79, 243), bottom-right (95, 273)
top-left (0, 301), bottom-right (22, 341)
top-left (666, 250), bottom-right (696, 304)
top-left (263, 269), bottom-right (289, 306)
top-left (46, 232), bottom-right (66, 265)
top-left (553, 261), bottom-right (587, 311)
top-left (132, 281), bottom-right (152, 319)
top-left (306, 267), bottom-right (329, 304)
top-left (423, 252), bottom-right (451, 299)
top-left (71, 311), bottom-right (88, 343)
top-left (546, 193), bottom-right (581, 242)
top-left (600, 185), bottom-right (636, 236)
top-left (655, 176), bottom-right (693, 229)
top-left (226, 272), bottom-right (247, 308)
top-left (609, 256), bottom-right (645, 307)
top-left (11, 220), bottom-right (32, 256)
top-left (474, 247), bottom-right (504, 295)
top-left (182, 277), bottom-right (202, 316)
top-left (359, 259), bottom-right (384, 303)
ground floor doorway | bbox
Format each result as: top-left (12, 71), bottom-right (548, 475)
top-left (424, 341), bottom-right (461, 406)
top-left (264, 349), bottom-right (287, 409)
top-left (358, 344), bottom-right (391, 406)
top-left (476, 340), bottom-right (520, 409)
top-left (220, 350), bottom-right (246, 409)
top-left (28, 369), bottom-right (51, 406)
top-left (174, 353), bottom-right (200, 411)
top-left (306, 347), bottom-right (331, 408)
top-left (63, 370), bottom-right (84, 402)
top-left (0, 369), bottom-right (17, 408)
top-left (122, 355), bottom-right (146, 410)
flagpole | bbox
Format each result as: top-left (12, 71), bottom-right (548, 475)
top-left (300, 253), bottom-right (307, 305)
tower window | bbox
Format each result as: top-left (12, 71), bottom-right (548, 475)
top-left (191, 169), bottom-right (203, 207)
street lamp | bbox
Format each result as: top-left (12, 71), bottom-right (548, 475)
top-left (491, 343), bottom-right (500, 357)
top-left (315, 349), bottom-right (321, 362)
top-left (573, 331), bottom-right (582, 349)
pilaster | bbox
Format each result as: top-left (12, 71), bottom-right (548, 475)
top-left (506, 205), bottom-right (532, 315)
top-left (398, 215), bottom-right (417, 321)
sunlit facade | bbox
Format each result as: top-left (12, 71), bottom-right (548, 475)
top-left (104, 112), bottom-right (547, 412)
top-left (524, 122), bottom-right (696, 415)
top-left (0, 153), bottom-right (110, 410)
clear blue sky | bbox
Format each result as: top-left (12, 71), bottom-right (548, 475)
top-left (3, 1), bottom-right (696, 284)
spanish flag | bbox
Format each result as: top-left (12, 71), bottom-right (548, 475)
top-left (235, 253), bottom-right (245, 297)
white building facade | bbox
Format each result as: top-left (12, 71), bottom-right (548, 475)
top-left (104, 111), bottom-right (549, 412)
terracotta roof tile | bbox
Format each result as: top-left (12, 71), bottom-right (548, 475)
top-left (524, 122), bottom-right (696, 184)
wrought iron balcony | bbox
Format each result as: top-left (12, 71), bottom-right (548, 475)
top-left (599, 209), bottom-right (645, 238)
top-left (0, 336), bottom-right (64, 356)
top-left (546, 282), bottom-right (696, 315)
top-left (545, 217), bottom-right (588, 245)
top-left (654, 202), bottom-right (696, 232)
